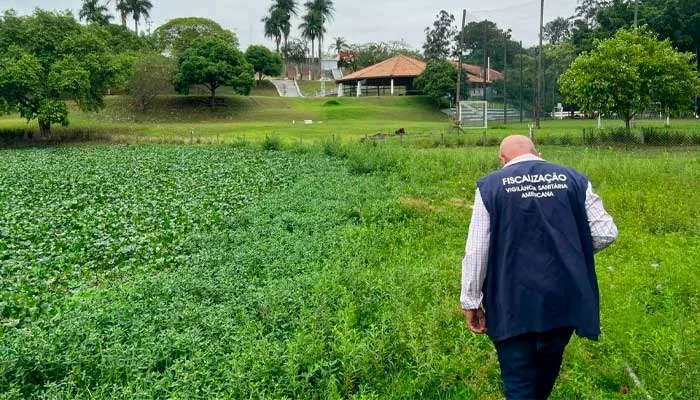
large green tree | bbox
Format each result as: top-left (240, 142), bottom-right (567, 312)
top-left (559, 28), bottom-right (700, 129)
top-left (127, 53), bottom-right (175, 110)
top-left (414, 59), bottom-right (458, 106)
top-left (152, 17), bottom-right (239, 59)
top-left (350, 41), bottom-right (421, 71)
top-left (174, 38), bottom-right (254, 109)
top-left (543, 17), bottom-right (572, 45)
top-left (0, 9), bottom-right (121, 136)
top-left (245, 45), bottom-right (284, 84)
top-left (459, 20), bottom-right (520, 70)
top-left (422, 10), bottom-right (457, 60)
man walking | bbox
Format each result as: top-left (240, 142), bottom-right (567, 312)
top-left (461, 135), bottom-right (618, 399)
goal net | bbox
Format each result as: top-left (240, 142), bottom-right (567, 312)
top-left (458, 101), bottom-right (488, 129)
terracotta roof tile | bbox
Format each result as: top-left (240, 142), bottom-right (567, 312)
top-left (336, 55), bottom-right (427, 82)
top-left (335, 56), bottom-right (502, 85)
top-left (450, 61), bottom-right (503, 84)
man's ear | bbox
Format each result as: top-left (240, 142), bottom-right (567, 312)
top-left (499, 154), bottom-right (508, 165)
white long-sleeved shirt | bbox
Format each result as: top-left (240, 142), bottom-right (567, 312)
top-left (460, 154), bottom-right (619, 310)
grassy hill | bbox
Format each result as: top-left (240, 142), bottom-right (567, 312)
top-left (92, 95), bottom-right (447, 123)
top-left (0, 95), bottom-right (451, 144)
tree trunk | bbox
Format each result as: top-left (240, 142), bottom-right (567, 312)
top-left (283, 35), bottom-right (289, 78)
top-left (625, 114), bottom-right (631, 131)
top-left (210, 87), bottom-right (216, 111)
top-left (318, 38), bottom-right (323, 80)
top-left (134, 19), bottom-right (139, 36)
top-left (311, 38), bottom-right (315, 80)
top-left (39, 120), bottom-right (51, 137)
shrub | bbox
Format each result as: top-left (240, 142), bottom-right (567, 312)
top-left (347, 145), bottom-right (400, 175)
top-left (262, 136), bottom-right (282, 151)
top-left (322, 140), bottom-right (347, 158)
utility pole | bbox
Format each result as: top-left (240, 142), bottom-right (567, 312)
top-left (519, 40), bottom-right (524, 123)
top-left (634, 0), bottom-right (640, 27)
top-left (504, 30), bottom-right (511, 124)
top-left (482, 23), bottom-right (488, 102)
top-left (535, 0), bottom-right (544, 130)
top-left (455, 10), bottom-right (467, 125)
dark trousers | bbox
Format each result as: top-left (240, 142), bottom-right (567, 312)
top-left (493, 327), bottom-right (574, 400)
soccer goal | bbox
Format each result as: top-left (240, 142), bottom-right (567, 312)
top-left (458, 101), bottom-right (488, 129)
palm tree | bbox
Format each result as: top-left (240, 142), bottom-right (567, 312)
top-left (79, 0), bottom-right (112, 25)
top-left (127, 0), bottom-right (152, 35)
top-left (299, 11), bottom-right (323, 78)
top-left (304, 0), bottom-right (334, 78)
top-left (262, 8), bottom-right (285, 52)
top-left (115, 0), bottom-right (129, 27)
top-left (272, 0), bottom-right (297, 51)
top-left (331, 36), bottom-right (348, 55)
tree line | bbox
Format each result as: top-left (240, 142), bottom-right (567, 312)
top-left (262, 0), bottom-right (334, 79)
top-left (0, 7), bottom-right (289, 135)
top-left (416, 0), bottom-right (700, 127)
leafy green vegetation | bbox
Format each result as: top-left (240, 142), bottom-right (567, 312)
top-left (559, 28), bottom-right (700, 129)
top-left (1, 143), bottom-right (698, 398)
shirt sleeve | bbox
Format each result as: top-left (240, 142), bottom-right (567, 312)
top-left (460, 188), bottom-right (490, 310)
top-left (585, 182), bottom-right (618, 252)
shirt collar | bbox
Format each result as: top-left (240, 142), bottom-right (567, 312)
top-left (504, 153), bottom-right (544, 168)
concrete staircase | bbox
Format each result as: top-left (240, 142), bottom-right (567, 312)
top-left (269, 79), bottom-right (302, 97)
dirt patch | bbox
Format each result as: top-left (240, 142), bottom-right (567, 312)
top-left (447, 198), bottom-right (473, 209)
top-left (400, 198), bottom-right (434, 211)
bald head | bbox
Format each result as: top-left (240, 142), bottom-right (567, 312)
top-left (499, 135), bottom-right (540, 165)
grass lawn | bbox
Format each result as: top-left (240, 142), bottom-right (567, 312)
top-left (296, 79), bottom-right (338, 97)
top-left (249, 80), bottom-right (281, 97)
top-left (1, 95), bottom-right (699, 147)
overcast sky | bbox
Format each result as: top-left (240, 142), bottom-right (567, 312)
top-left (3, 0), bottom-right (580, 51)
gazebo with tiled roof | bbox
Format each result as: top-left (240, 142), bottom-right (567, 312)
top-left (334, 55), bottom-right (503, 98)
top-left (335, 55), bottom-right (427, 97)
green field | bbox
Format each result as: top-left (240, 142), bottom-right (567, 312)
top-left (1, 141), bottom-right (699, 398)
top-left (2, 95), bottom-right (699, 147)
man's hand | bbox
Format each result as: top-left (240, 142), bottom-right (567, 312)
top-left (463, 308), bottom-right (487, 334)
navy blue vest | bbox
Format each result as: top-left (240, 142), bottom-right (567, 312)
top-left (477, 159), bottom-right (600, 342)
